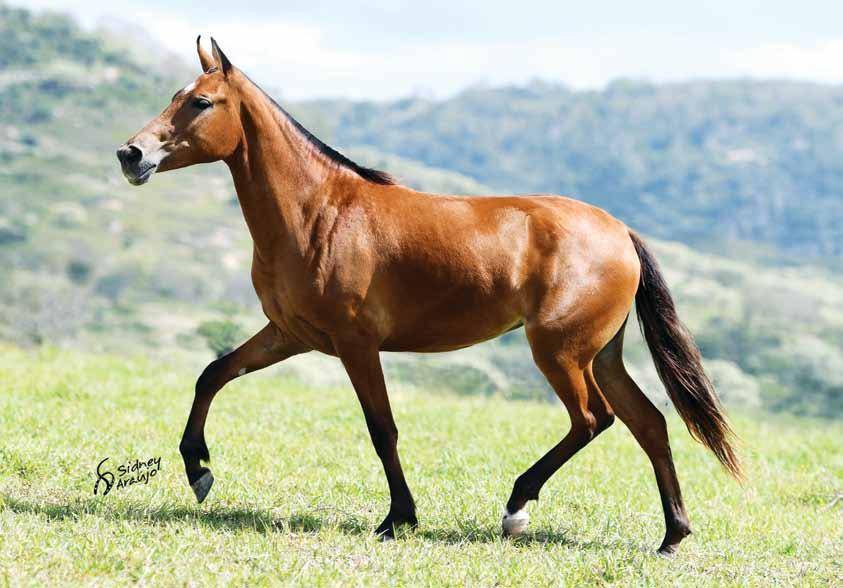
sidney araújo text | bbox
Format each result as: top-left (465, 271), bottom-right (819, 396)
top-left (94, 456), bottom-right (162, 496)
top-left (117, 456), bottom-right (162, 488)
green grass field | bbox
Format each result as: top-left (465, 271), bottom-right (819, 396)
top-left (0, 345), bottom-right (840, 586)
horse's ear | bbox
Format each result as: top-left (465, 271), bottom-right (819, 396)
top-left (210, 37), bottom-right (233, 76)
top-left (196, 35), bottom-right (214, 72)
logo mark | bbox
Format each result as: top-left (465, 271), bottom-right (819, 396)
top-left (94, 457), bottom-right (115, 496)
top-left (93, 455), bottom-right (162, 495)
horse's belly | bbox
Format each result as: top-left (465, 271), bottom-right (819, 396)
top-left (379, 302), bottom-right (523, 352)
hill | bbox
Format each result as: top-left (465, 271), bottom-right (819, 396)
top-left (0, 4), bottom-right (841, 418)
top-left (0, 346), bottom-right (840, 585)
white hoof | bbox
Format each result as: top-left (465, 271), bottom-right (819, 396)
top-left (191, 470), bottom-right (214, 504)
top-left (502, 507), bottom-right (529, 536)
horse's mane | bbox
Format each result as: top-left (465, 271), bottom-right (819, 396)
top-left (242, 73), bottom-right (395, 186)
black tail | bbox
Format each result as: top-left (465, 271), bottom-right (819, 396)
top-left (629, 231), bottom-right (743, 479)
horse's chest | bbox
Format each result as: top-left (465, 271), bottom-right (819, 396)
top-left (250, 265), bottom-right (339, 354)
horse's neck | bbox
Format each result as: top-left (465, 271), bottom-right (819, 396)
top-left (224, 82), bottom-right (331, 262)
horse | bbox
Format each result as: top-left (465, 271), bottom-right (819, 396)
top-left (116, 37), bottom-right (741, 554)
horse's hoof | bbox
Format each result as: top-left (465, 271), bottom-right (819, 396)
top-left (375, 522), bottom-right (397, 542)
top-left (375, 510), bottom-right (417, 541)
top-left (502, 507), bottom-right (529, 536)
top-left (657, 522), bottom-right (691, 555)
top-left (657, 545), bottom-right (679, 557)
top-left (190, 470), bottom-right (214, 504)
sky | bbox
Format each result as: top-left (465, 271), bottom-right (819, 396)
top-left (15, 0), bottom-right (843, 100)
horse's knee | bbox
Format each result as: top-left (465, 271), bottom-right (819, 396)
top-left (195, 357), bottom-right (230, 396)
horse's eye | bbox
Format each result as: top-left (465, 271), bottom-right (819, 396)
top-left (192, 98), bottom-right (212, 110)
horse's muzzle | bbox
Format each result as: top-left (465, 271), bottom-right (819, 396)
top-left (116, 144), bottom-right (157, 186)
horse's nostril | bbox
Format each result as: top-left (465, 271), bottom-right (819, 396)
top-left (125, 145), bottom-right (143, 164)
top-left (117, 144), bottom-right (143, 165)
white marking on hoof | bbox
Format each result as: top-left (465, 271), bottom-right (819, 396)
top-left (502, 507), bottom-right (529, 536)
top-left (237, 368), bottom-right (247, 376)
top-left (191, 470), bottom-right (214, 504)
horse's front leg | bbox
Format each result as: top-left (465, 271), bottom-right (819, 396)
top-left (334, 336), bottom-right (417, 539)
top-left (179, 322), bottom-right (307, 503)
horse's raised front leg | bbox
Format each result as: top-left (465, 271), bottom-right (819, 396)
top-left (179, 322), bottom-right (307, 503)
top-left (334, 336), bottom-right (417, 539)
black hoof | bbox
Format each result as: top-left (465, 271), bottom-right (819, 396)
top-left (190, 468), bottom-right (214, 504)
top-left (375, 511), bottom-right (418, 540)
top-left (657, 523), bottom-right (692, 555)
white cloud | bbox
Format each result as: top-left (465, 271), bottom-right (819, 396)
top-left (14, 1), bottom-right (843, 99)
top-left (147, 19), bottom-right (730, 100)
top-left (731, 40), bottom-right (843, 83)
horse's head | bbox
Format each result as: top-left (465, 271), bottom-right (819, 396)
top-left (117, 38), bottom-right (243, 185)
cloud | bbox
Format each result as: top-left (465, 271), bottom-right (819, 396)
top-left (15, 0), bottom-right (843, 99)
top-left (731, 40), bottom-right (843, 83)
top-left (147, 16), bottom-right (705, 100)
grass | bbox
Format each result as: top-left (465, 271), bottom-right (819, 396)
top-left (0, 345), bottom-right (840, 586)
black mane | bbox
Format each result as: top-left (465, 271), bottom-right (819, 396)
top-left (245, 75), bottom-right (395, 185)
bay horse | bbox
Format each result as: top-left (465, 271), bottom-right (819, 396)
top-left (117, 38), bottom-right (741, 554)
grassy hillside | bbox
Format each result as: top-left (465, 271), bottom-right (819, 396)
top-left (0, 5), bottom-right (841, 418)
top-left (0, 346), bottom-right (840, 586)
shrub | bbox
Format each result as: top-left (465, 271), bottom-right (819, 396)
top-left (196, 319), bottom-right (246, 358)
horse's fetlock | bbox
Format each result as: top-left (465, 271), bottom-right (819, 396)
top-left (512, 474), bottom-right (540, 504)
top-left (179, 437), bottom-right (210, 462)
top-left (672, 515), bottom-right (692, 537)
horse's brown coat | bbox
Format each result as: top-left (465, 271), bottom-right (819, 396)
top-left (117, 38), bottom-right (739, 553)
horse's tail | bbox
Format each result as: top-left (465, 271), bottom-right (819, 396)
top-left (629, 231), bottom-right (743, 480)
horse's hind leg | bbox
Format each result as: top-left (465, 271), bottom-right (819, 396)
top-left (179, 323), bottom-right (307, 503)
top-left (593, 322), bottom-right (692, 554)
top-left (503, 325), bottom-right (615, 536)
